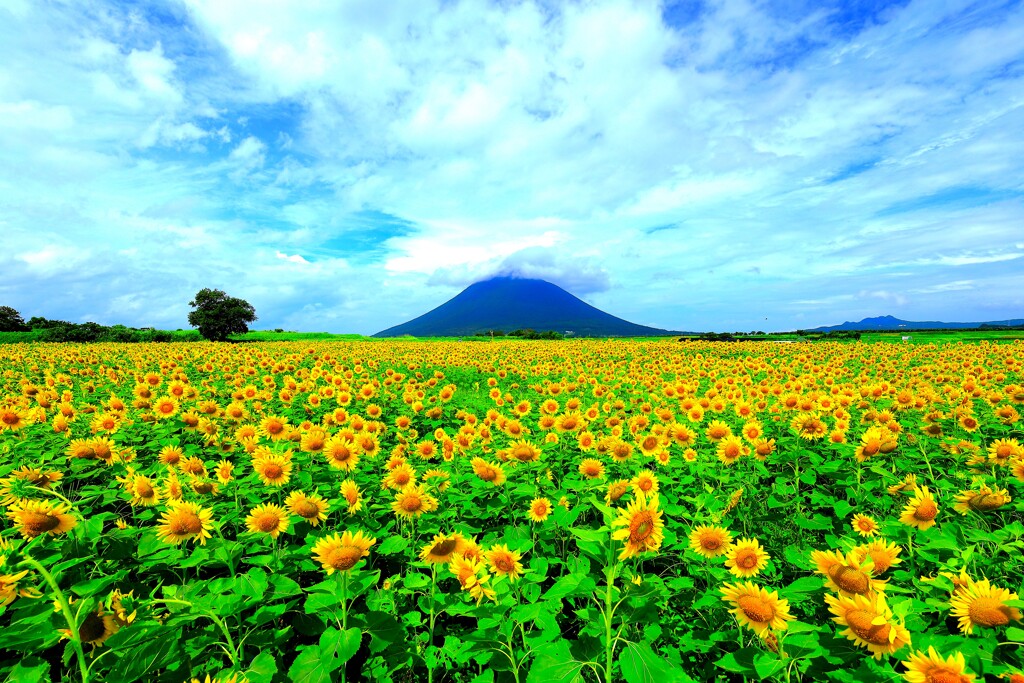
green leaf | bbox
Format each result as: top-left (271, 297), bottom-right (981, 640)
top-left (527, 640), bottom-right (585, 683)
top-left (4, 657), bottom-right (50, 683)
top-left (1006, 626), bottom-right (1024, 642)
top-left (244, 651), bottom-right (278, 683)
top-left (377, 536), bottom-right (410, 555)
top-left (318, 627), bottom-right (362, 671)
top-left (543, 573), bottom-right (596, 601)
top-left (754, 652), bottom-right (786, 679)
top-left (105, 625), bottom-right (182, 683)
top-left (287, 644), bottom-right (330, 683)
top-left (715, 647), bottom-right (758, 675)
top-left (619, 641), bottom-right (673, 683)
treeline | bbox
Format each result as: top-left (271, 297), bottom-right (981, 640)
top-left (17, 318), bottom-right (201, 343)
top-left (473, 329), bottom-right (566, 339)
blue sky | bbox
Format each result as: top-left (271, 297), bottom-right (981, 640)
top-left (1, 0), bottom-right (1022, 333)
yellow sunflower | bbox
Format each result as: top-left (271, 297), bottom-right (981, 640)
top-left (252, 453), bottom-right (292, 488)
top-left (311, 530), bottom-right (376, 575)
top-left (810, 549), bottom-right (886, 597)
top-left (527, 497), bottom-right (552, 523)
top-left (259, 414), bottom-right (290, 441)
top-left (245, 503), bottom-right (290, 538)
top-left (449, 553), bottom-right (496, 605)
top-left (483, 544), bottom-right (525, 581)
top-left (471, 458), bottom-right (507, 486)
top-left (323, 436), bottom-right (361, 471)
top-left (952, 484), bottom-right (1011, 515)
top-left (825, 592), bottom-right (911, 659)
top-left (340, 479), bottom-right (363, 514)
top-left (850, 513), bottom-right (880, 537)
top-left (419, 532), bottom-right (470, 564)
top-left (948, 578), bottom-right (1022, 634)
top-left (284, 491), bottom-right (329, 526)
top-left (6, 499), bottom-right (77, 539)
top-left (156, 501), bottom-right (213, 546)
top-left (725, 538), bottom-right (770, 578)
top-left (610, 491), bottom-right (664, 560)
top-left (852, 540), bottom-right (902, 575)
top-left (631, 471), bottom-right (659, 496)
top-left (578, 458), bottom-right (605, 480)
top-left (606, 479), bottom-right (631, 504)
top-left (128, 474), bottom-right (161, 507)
top-left (899, 486), bottom-right (939, 530)
top-left (901, 647), bottom-right (975, 683)
top-left (716, 435), bottom-right (748, 466)
top-left (507, 440), bottom-right (541, 463)
top-left (688, 524), bottom-right (733, 559)
top-left (391, 483), bottom-right (438, 520)
top-left (720, 581), bottom-right (793, 635)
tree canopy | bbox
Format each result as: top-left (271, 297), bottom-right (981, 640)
top-left (187, 289), bottom-right (257, 342)
top-left (0, 306), bottom-right (29, 332)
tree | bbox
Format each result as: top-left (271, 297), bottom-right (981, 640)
top-left (187, 289), bottom-right (257, 342)
top-left (0, 306), bottom-right (29, 332)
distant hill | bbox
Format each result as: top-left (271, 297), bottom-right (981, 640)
top-left (374, 277), bottom-right (673, 338)
top-left (810, 315), bottom-right (1024, 332)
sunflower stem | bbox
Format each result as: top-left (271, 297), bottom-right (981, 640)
top-left (427, 564), bottom-right (437, 683)
top-left (18, 555), bottom-right (90, 683)
top-left (340, 572), bottom-right (349, 683)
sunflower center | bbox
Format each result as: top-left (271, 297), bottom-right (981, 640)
top-left (736, 595), bottom-right (773, 624)
top-left (266, 421), bottom-right (284, 434)
top-left (262, 464), bottom-right (283, 479)
top-left (494, 556), bottom-right (514, 572)
top-left (478, 468), bottom-right (497, 481)
top-left (996, 444), bottom-right (1013, 457)
top-left (193, 482), bottom-right (214, 494)
top-left (2, 413), bottom-right (19, 425)
top-left (136, 481), bottom-right (155, 498)
top-left (254, 513), bottom-right (281, 533)
top-left (79, 613), bottom-right (108, 643)
top-left (926, 671), bottom-right (969, 683)
top-left (295, 501), bottom-right (319, 518)
top-left (862, 442), bottom-right (880, 456)
top-left (513, 446), bottom-right (534, 461)
top-left (170, 511), bottom-right (202, 535)
top-left (736, 550), bottom-right (759, 569)
top-left (629, 512), bottom-right (655, 543)
top-left (968, 494), bottom-right (1004, 511)
top-left (846, 609), bottom-right (891, 645)
top-left (326, 546), bottom-right (361, 571)
top-left (430, 539), bottom-right (458, 557)
top-left (642, 436), bottom-right (659, 451)
top-left (829, 566), bottom-right (870, 594)
top-left (914, 500), bottom-right (938, 521)
top-left (23, 511), bottom-right (61, 534)
top-left (700, 535), bottom-right (723, 551)
top-left (868, 552), bottom-right (892, 573)
top-left (402, 495), bottom-right (423, 512)
top-left (967, 596), bottom-right (1011, 627)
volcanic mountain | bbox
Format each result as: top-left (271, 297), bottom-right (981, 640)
top-left (373, 277), bottom-right (672, 338)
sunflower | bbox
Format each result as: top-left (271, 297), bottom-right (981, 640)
top-left (300, 428), bottom-right (328, 454)
top-left (850, 513), bottom-right (880, 537)
top-left (284, 491), bottom-right (329, 526)
top-left (611, 491), bottom-right (664, 560)
top-left (887, 473), bottom-right (917, 495)
top-left (7, 499), bottom-right (77, 539)
top-left (311, 530), bottom-right (376, 575)
top-left (383, 463), bottom-right (416, 490)
top-left (1, 563), bottom-right (35, 607)
top-left (483, 544), bottom-right (525, 581)
top-left (899, 486), bottom-right (939, 531)
top-left (578, 458), bottom-right (605, 480)
top-left (826, 592), bottom-right (911, 659)
top-left (720, 581), bottom-right (793, 635)
top-left (419, 532), bottom-right (470, 564)
top-left (705, 420), bottom-right (731, 442)
top-left (948, 578), bottom-right (1022, 634)
top-left (855, 427), bottom-right (885, 462)
top-left (449, 553), bottom-right (496, 605)
top-left (688, 524), bottom-right (733, 559)
top-left (811, 549), bottom-right (886, 597)
top-left (852, 540), bottom-right (902, 575)
top-left (791, 413), bottom-right (827, 440)
top-left (0, 406), bottom-right (29, 432)
top-left (259, 414), bottom-right (290, 441)
top-left (189, 674), bottom-right (246, 683)
top-left (253, 454), bottom-right (292, 488)
top-left (339, 479), bottom-right (363, 514)
top-left (128, 474), bottom-right (161, 507)
top-left (245, 503), bottom-right (290, 538)
top-left (725, 538), bottom-right (770, 578)
top-left (215, 459), bottom-right (234, 484)
top-left (155, 501), bottom-right (213, 546)
top-left (952, 484), bottom-right (1011, 515)
top-left (63, 607), bottom-right (120, 648)
top-left (152, 397), bottom-right (179, 420)
top-left (391, 483), bottom-right (438, 520)
top-left (716, 435), bottom-right (748, 466)
top-left (0, 467), bottom-right (63, 505)
top-left (528, 497), bottom-right (553, 522)
top-left (508, 440), bottom-right (541, 463)
top-left (631, 471), bottom-right (659, 496)
top-left (606, 479), bottom-right (631, 504)
top-left (471, 458), bottom-right (507, 486)
top-left (988, 438), bottom-right (1022, 466)
top-left (901, 647), bottom-right (975, 683)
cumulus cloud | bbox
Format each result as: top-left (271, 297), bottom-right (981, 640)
top-left (428, 246), bottom-right (611, 295)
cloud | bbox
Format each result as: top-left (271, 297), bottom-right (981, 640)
top-left (1, 0), bottom-right (1023, 333)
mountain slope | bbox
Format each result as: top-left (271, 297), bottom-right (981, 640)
top-left (810, 315), bottom-right (1024, 332)
top-left (373, 277), bottom-right (672, 337)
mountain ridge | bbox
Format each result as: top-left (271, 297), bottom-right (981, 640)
top-left (810, 315), bottom-right (1024, 332)
top-left (373, 277), bottom-right (673, 337)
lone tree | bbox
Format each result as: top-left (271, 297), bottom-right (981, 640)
top-left (187, 289), bottom-right (257, 342)
top-left (0, 306), bottom-right (29, 332)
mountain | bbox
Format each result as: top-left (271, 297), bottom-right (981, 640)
top-left (810, 315), bottom-right (1024, 332)
top-left (373, 277), bottom-right (673, 338)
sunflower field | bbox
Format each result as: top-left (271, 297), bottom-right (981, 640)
top-left (1, 339), bottom-right (1022, 683)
